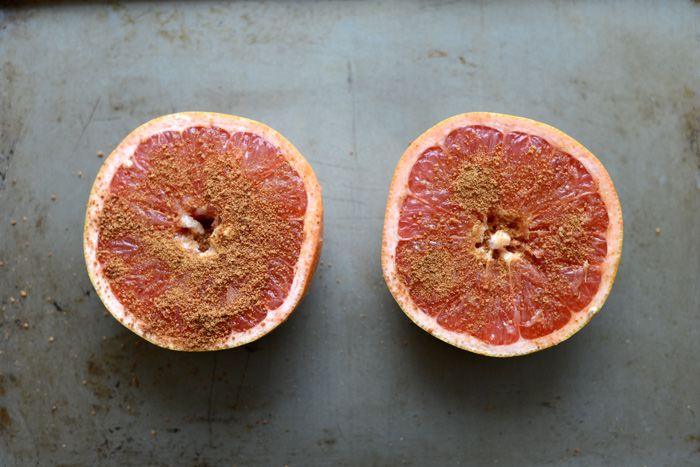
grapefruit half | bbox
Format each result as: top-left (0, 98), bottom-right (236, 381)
top-left (84, 112), bottom-right (323, 351)
top-left (382, 113), bottom-right (622, 357)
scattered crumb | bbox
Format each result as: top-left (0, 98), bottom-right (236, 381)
top-left (127, 405), bottom-right (131, 411)
top-left (47, 297), bottom-right (52, 302)
top-left (74, 354), bottom-right (78, 359)
top-left (0, 262), bottom-right (3, 266)
top-left (12, 179), bottom-right (16, 184)
top-left (48, 337), bottom-right (54, 343)
top-left (51, 195), bottom-right (56, 200)
top-left (20, 290), bottom-right (27, 297)
top-left (133, 377), bottom-right (139, 388)
top-left (151, 430), bottom-right (156, 436)
top-left (575, 448), bottom-right (580, 453)
top-left (97, 151), bottom-right (104, 157)
top-left (91, 411), bottom-right (96, 416)
top-left (10, 297), bottom-right (15, 303)
top-left (11, 220), bottom-right (16, 225)
top-left (48, 252), bottom-right (52, 257)
top-left (165, 417), bottom-right (170, 422)
top-left (23, 323), bottom-right (28, 329)
top-left (104, 312), bottom-right (108, 317)
top-left (360, 314), bottom-right (366, 318)
top-left (102, 336), bottom-right (107, 341)
top-left (24, 241), bottom-right (28, 246)
top-left (52, 406), bottom-right (57, 411)
top-left (82, 380), bottom-right (87, 385)
top-left (262, 419), bottom-right (268, 425)
top-left (78, 172), bottom-right (83, 177)
top-left (655, 228), bottom-right (660, 234)
top-left (22, 216), bottom-right (27, 222)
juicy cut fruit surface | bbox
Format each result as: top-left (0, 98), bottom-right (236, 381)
top-left (382, 113), bottom-right (623, 357)
top-left (84, 113), bottom-right (323, 351)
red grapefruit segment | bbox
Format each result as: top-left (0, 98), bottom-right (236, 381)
top-left (382, 113), bottom-right (622, 356)
top-left (85, 113), bottom-right (323, 351)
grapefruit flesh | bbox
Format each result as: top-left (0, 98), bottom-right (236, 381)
top-left (382, 113), bottom-right (622, 356)
top-left (84, 113), bottom-right (323, 351)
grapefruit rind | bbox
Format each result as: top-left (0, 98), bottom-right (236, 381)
top-left (381, 112), bottom-right (622, 357)
top-left (84, 112), bottom-right (323, 351)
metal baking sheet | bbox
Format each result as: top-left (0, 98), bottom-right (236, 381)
top-left (1, 1), bottom-right (699, 465)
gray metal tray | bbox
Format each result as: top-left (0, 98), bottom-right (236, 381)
top-left (1, 1), bottom-right (699, 465)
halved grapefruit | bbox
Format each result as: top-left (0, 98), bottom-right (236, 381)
top-left (382, 113), bottom-right (622, 357)
top-left (84, 112), bottom-right (323, 351)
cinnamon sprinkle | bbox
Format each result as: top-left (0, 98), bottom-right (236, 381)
top-left (453, 162), bottom-right (499, 214)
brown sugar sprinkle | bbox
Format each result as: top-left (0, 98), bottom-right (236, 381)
top-left (96, 127), bottom-right (304, 350)
top-left (20, 290), bottom-right (27, 297)
top-left (51, 195), bottom-right (56, 200)
top-left (409, 247), bottom-right (457, 301)
top-left (98, 151), bottom-right (104, 157)
top-left (48, 337), bottom-right (54, 342)
top-left (453, 162), bottom-right (499, 214)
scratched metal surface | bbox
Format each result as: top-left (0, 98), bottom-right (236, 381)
top-left (1, 1), bottom-right (699, 465)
